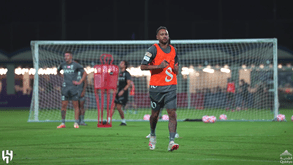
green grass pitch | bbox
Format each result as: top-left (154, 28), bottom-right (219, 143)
top-left (1, 109), bottom-right (293, 165)
top-left (29, 108), bottom-right (277, 122)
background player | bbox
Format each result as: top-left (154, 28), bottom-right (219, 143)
top-left (111, 60), bottom-right (132, 126)
top-left (239, 79), bottom-right (250, 110)
top-left (226, 78), bottom-right (236, 112)
top-left (140, 26), bottom-right (179, 151)
top-left (56, 51), bottom-right (87, 129)
top-left (75, 60), bottom-right (88, 126)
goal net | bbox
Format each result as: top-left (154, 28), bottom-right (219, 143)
top-left (29, 39), bottom-right (278, 122)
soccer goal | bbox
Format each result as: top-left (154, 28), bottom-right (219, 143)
top-left (29, 39), bottom-right (278, 122)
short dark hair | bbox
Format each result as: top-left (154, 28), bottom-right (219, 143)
top-left (65, 51), bottom-right (72, 55)
top-left (122, 60), bottom-right (129, 69)
top-left (156, 26), bottom-right (168, 35)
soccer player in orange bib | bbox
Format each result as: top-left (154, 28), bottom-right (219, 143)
top-left (141, 26), bottom-right (179, 151)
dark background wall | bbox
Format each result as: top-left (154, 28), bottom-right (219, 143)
top-left (0, 0), bottom-right (292, 57)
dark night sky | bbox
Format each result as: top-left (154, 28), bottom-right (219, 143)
top-left (0, 0), bottom-right (292, 54)
top-left (2, 0), bottom-right (293, 22)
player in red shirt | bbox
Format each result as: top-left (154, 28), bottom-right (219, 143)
top-left (226, 78), bottom-right (236, 112)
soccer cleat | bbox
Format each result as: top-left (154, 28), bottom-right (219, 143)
top-left (168, 141), bottom-right (179, 151)
top-left (74, 123), bottom-right (79, 128)
top-left (147, 133), bottom-right (179, 139)
top-left (57, 123), bottom-right (66, 129)
top-left (149, 136), bottom-right (156, 150)
top-left (146, 134), bottom-right (151, 138)
top-left (79, 122), bottom-right (88, 126)
top-left (120, 122), bottom-right (127, 126)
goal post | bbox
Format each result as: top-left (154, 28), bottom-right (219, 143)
top-left (29, 39), bottom-right (278, 122)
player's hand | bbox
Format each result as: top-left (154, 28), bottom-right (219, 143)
top-left (158, 60), bottom-right (169, 69)
top-left (72, 81), bottom-right (81, 85)
top-left (118, 90), bottom-right (124, 97)
top-left (173, 62), bottom-right (179, 74)
top-left (81, 91), bottom-right (85, 97)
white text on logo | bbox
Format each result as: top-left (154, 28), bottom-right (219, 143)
top-left (2, 150), bottom-right (13, 164)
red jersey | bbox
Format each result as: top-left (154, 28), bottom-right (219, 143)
top-left (227, 82), bottom-right (235, 93)
top-left (130, 81), bottom-right (135, 96)
top-left (149, 44), bottom-right (177, 86)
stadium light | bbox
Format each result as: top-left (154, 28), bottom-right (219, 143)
top-left (12, 67), bottom-right (154, 76)
top-left (85, 66), bottom-right (94, 74)
top-left (29, 68), bottom-right (35, 75)
top-left (203, 65), bottom-right (214, 73)
top-left (203, 68), bottom-right (214, 73)
top-left (189, 66), bottom-right (194, 73)
top-left (278, 64), bottom-right (282, 68)
top-left (260, 64), bottom-right (264, 68)
top-left (0, 68), bottom-right (8, 75)
top-left (127, 67), bottom-right (150, 77)
top-left (181, 67), bottom-right (189, 75)
top-left (15, 67), bottom-right (22, 75)
top-left (220, 68), bottom-right (230, 73)
top-left (13, 67), bottom-right (97, 75)
top-left (181, 67), bottom-right (195, 75)
top-left (38, 68), bottom-right (57, 75)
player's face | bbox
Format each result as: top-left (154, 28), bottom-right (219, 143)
top-left (64, 53), bottom-right (72, 63)
top-left (119, 61), bottom-right (125, 69)
top-left (156, 29), bottom-right (169, 44)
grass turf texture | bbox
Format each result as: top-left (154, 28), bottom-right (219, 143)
top-left (1, 110), bottom-right (292, 165)
top-left (29, 108), bottom-right (277, 122)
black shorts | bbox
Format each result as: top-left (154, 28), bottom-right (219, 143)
top-left (149, 90), bottom-right (177, 111)
top-left (78, 89), bottom-right (85, 102)
top-left (114, 91), bottom-right (128, 105)
top-left (79, 96), bottom-right (85, 102)
top-left (227, 93), bottom-right (234, 100)
top-left (61, 87), bottom-right (80, 101)
top-left (242, 92), bottom-right (249, 101)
